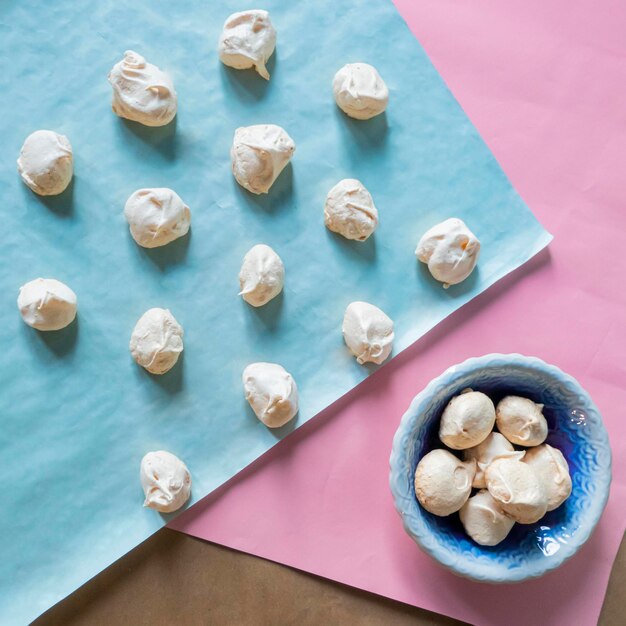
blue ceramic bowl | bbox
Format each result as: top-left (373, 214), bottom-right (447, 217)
top-left (389, 354), bottom-right (611, 583)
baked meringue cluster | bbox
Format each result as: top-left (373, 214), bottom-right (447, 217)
top-left (416, 218), bottom-right (480, 288)
top-left (333, 63), bottom-right (389, 120)
top-left (108, 50), bottom-right (177, 127)
top-left (414, 390), bottom-right (571, 546)
top-left (231, 124), bottom-right (295, 194)
top-left (124, 188), bottom-right (191, 249)
top-left (242, 362), bottom-right (299, 428)
top-left (239, 244), bottom-right (284, 307)
top-left (140, 450), bottom-right (191, 513)
top-left (129, 308), bottom-right (184, 375)
top-left (324, 179), bottom-right (378, 241)
top-left (218, 10), bottom-right (277, 80)
top-left (342, 301), bottom-right (394, 365)
top-left (17, 130), bottom-right (73, 196)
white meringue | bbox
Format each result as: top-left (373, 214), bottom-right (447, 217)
top-left (242, 362), bottom-right (298, 428)
top-left (523, 444), bottom-right (572, 511)
top-left (108, 50), bottom-right (177, 127)
top-left (124, 188), bottom-right (191, 249)
top-left (439, 391), bottom-right (496, 450)
top-left (17, 278), bottom-right (77, 331)
top-left (414, 449), bottom-right (476, 517)
top-left (485, 456), bottom-right (548, 524)
top-left (129, 308), bottom-right (183, 375)
top-left (342, 301), bottom-right (394, 365)
top-left (416, 218), bottom-right (480, 288)
top-left (218, 10), bottom-right (276, 80)
top-left (463, 432), bottom-right (517, 489)
top-left (140, 450), bottom-right (191, 513)
top-left (231, 124), bottom-right (295, 194)
top-left (17, 130), bottom-right (73, 196)
top-left (239, 244), bottom-right (284, 307)
top-left (333, 63), bottom-right (389, 120)
top-left (324, 179), bottom-right (378, 241)
top-left (459, 490), bottom-right (515, 546)
top-left (496, 396), bottom-right (548, 446)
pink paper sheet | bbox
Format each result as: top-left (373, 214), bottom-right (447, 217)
top-left (170, 1), bottom-right (626, 624)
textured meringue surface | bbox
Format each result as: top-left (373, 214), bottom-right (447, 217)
top-left (0, 1), bottom-right (550, 621)
top-left (140, 450), bottom-right (191, 513)
top-left (17, 278), bottom-right (77, 331)
top-left (333, 63), bottom-right (389, 120)
top-left (342, 301), bottom-right (394, 365)
top-left (324, 178), bottom-right (378, 241)
top-left (239, 243), bottom-right (284, 307)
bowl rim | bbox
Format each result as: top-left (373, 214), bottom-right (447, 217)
top-left (389, 353), bottom-right (612, 583)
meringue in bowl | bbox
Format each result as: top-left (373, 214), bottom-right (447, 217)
top-left (389, 354), bottom-right (611, 583)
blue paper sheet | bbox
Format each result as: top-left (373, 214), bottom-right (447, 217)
top-left (0, 0), bottom-right (550, 622)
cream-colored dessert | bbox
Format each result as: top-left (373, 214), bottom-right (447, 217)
top-left (324, 179), bottom-right (378, 241)
top-left (218, 10), bottom-right (276, 80)
top-left (231, 124), bottom-right (295, 194)
top-left (463, 432), bottom-right (518, 489)
top-left (108, 50), bottom-right (177, 127)
top-left (17, 278), bottom-right (77, 331)
top-left (140, 450), bottom-right (191, 513)
top-left (496, 396), bottom-right (548, 446)
top-left (124, 188), bottom-right (191, 248)
top-left (439, 391), bottom-right (496, 450)
top-left (415, 218), bottom-right (480, 288)
top-left (523, 444), bottom-right (572, 511)
top-left (414, 449), bottom-right (476, 516)
top-left (485, 456), bottom-right (548, 524)
top-left (239, 244), bottom-right (284, 307)
top-left (242, 362), bottom-right (298, 428)
top-left (333, 63), bottom-right (389, 120)
top-left (17, 130), bottom-right (73, 196)
top-left (129, 308), bottom-right (183, 375)
top-left (459, 490), bottom-right (515, 546)
top-left (342, 301), bottom-right (394, 365)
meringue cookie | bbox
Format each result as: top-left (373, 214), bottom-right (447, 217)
top-left (463, 432), bottom-right (518, 489)
top-left (108, 50), bottom-right (177, 127)
top-left (342, 301), bottom-right (394, 365)
top-left (523, 444), bottom-right (572, 511)
top-left (17, 130), bottom-right (73, 196)
top-left (333, 63), bottom-right (389, 120)
top-left (140, 450), bottom-right (191, 513)
top-left (324, 179), bottom-right (378, 241)
top-left (231, 124), bottom-right (295, 194)
top-left (485, 456), bottom-right (548, 524)
top-left (124, 188), bottom-right (191, 249)
top-left (239, 244), bottom-right (284, 307)
top-left (496, 396), bottom-right (548, 446)
top-left (414, 449), bottom-right (476, 517)
top-left (459, 490), bottom-right (515, 546)
top-left (242, 362), bottom-right (298, 428)
top-left (17, 278), bottom-right (77, 331)
top-left (416, 218), bottom-right (480, 288)
top-left (129, 308), bottom-right (183, 375)
top-left (218, 10), bottom-right (276, 80)
top-left (439, 391), bottom-right (496, 450)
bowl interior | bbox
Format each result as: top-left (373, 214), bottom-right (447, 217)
top-left (391, 356), bottom-right (611, 582)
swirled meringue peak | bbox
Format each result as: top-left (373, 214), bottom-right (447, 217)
top-left (460, 489), bottom-right (515, 546)
top-left (239, 244), bottom-right (284, 307)
top-left (342, 301), bottom-right (394, 365)
top-left (231, 124), bottom-right (295, 194)
top-left (140, 450), bottom-right (191, 513)
top-left (17, 278), bottom-right (77, 331)
top-left (129, 308), bottom-right (183, 375)
top-left (333, 63), bottom-right (389, 120)
top-left (463, 431), bottom-right (517, 489)
top-left (523, 444), bottom-right (572, 511)
top-left (108, 50), bottom-right (177, 127)
top-left (218, 10), bottom-right (276, 80)
top-left (416, 218), bottom-right (480, 288)
top-left (17, 130), bottom-right (73, 196)
top-left (496, 395), bottom-right (548, 446)
top-left (124, 188), bottom-right (191, 249)
top-left (243, 362), bottom-right (299, 428)
top-left (324, 179), bottom-right (378, 241)
top-left (439, 390), bottom-right (496, 450)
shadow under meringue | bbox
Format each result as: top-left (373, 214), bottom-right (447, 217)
top-left (34, 176), bottom-right (76, 218)
top-left (129, 229), bottom-right (191, 273)
top-left (118, 115), bottom-right (179, 161)
top-left (334, 107), bottom-right (389, 152)
top-left (232, 162), bottom-right (295, 214)
top-left (325, 228), bottom-right (377, 264)
top-left (219, 52), bottom-right (277, 102)
top-left (27, 317), bottom-right (79, 358)
top-left (135, 350), bottom-right (185, 396)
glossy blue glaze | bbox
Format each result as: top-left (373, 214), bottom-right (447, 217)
top-left (389, 354), bottom-right (611, 583)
